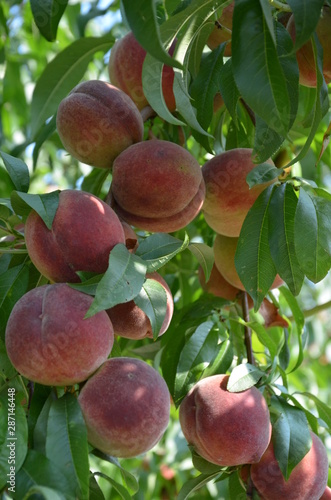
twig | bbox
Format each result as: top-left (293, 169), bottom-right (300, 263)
top-left (269, 0), bottom-right (292, 11)
top-left (241, 292), bottom-right (255, 366)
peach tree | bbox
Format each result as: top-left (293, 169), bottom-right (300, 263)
top-left (0, 1), bottom-right (331, 499)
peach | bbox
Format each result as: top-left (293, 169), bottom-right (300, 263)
top-left (108, 32), bottom-right (176, 112)
top-left (5, 284), bottom-right (114, 386)
top-left (110, 140), bottom-right (205, 233)
top-left (206, 1), bottom-right (234, 56)
top-left (320, 487), bottom-right (331, 499)
top-left (25, 189), bottom-right (125, 283)
top-left (287, 6), bottom-right (331, 87)
top-left (106, 272), bottom-right (173, 340)
top-left (250, 431), bottom-right (329, 500)
top-left (78, 357), bottom-right (170, 457)
top-left (179, 374), bottom-right (271, 466)
top-left (56, 80), bottom-right (144, 168)
top-left (202, 148), bottom-right (276, 237)
top-left (198, 263), bottom-right (240, 301)
top-left (213, 234), bottom-right (283, 292)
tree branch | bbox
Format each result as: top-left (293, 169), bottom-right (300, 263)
top-left (241, 292), bottom-right (255, 366)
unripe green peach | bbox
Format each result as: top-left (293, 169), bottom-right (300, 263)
top-left (25, 189), bottom-right (125, 283)
top-left (56, 80), bottom-right (144, 168)
top-left (5, 284), bottom-right (114, 386)
top-left (78, 357), bottom-right (170, 458)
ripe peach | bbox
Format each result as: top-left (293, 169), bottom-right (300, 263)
top-left (106, 272), bottom-right (174, 340)
top-left (78, 357), bottom-right (170, 457)
top-left (56, 80), bottom-right (144, 168)
top-left (206, 2), bottom-right (234, 56)
top-left (250, 431), bottom-right (329, 500)
top-left (213, 234), bottom-right (283, 292)
top-left (320, 487), bottom-right (331, 499)
top-left (110, 140), bottom-right (205, 233)
top-left (179, 374), bottom-right (271, 466)
top-left (108, 32), bottom-right (176, 112)
top-left (287, 6), bottom-right (331, 87)
top-left (198, 263), bottom-right (240, 301)
top-left (202, 148), bottom-right (276, 237)
top-left (25, 189), bottom-right (125, 283)
top-left (5, 284), bottom-right (114, 386)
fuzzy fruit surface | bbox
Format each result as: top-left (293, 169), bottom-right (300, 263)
top-left (106, 272), bottom-right (174, 340)
top-left (108, 32), bottom-right (176, 112)
top-left (78, 357), bottom-right (170, 458)
top-left (250, 431), bottom-right (329, 500)
top-left (198, 263), bottom-right (240, 301)
top-left (206, 1), bottom-right (234, 56)
top-left (56, 80), bottom-right (144, 168)
top-left (287, 6), bottom-right (331, 88)
top-left (5, 284), bottom-right (114, 386)
top-left (213, 234), bottom-right (283, 291)
top-left (179, 374), bottom-right (271, 466)
top-left (202, 148), bottom-right (275, 237)
top-left (110, 140), bottom-right (205, 233)
top-left (25, 189), bottom-right (125, 283)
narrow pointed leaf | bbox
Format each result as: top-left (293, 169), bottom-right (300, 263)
top-left (177, 472), bottom-right (223, 500)
top-left (218, 59), bottom-right (240, 127)
top-left (94, 472), bottom-right (132, 500)
top-left (188, 242), bottom-right (214, 283)
top-left (227, 363), bottom-right (265, 392)
top-left (268, 183), bottom-right (304, 295)
top-left (278, 286), bottom-right (304, 372)
top-left (86, 244), bottom-right (147, 317)
top-left (235, 184), bottom-right (277, 310)
top-left (10, 190), bottom-right (60, 229)
top-left (286, 0), bottom-right (325, 50)
top-left (253, 115), bottom-right (285, 164)
top-left (0, 151), bottom-right (29, 192)
top-left (30, 0), bottom-right (69, 42)
top-left (134, 278), bottom-right (168, 340)
top-left (301, 393), bottom-right (331, 429)
top-left (246, 163), bottom-right (281, 188)
top-left (136, 232), bottom-right (189, 272)
top-left (271, 395), bottom-right (312, 480)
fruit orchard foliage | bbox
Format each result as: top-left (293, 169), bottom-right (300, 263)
top-left (0, 1), bottom-right (331, 499)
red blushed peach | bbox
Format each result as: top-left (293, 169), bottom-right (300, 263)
top-left (56, 80), bottom-right (144, 169)
top-left (320, 487), bottom-right (331, 499)
top-left (25, 189), bottom-right (125, 283)
top-left (250, 431), bottom-right (329, 500)
top-left (78, 357), bottom-right (170, 458)
top-left (287, 6), bottom-right (331, 88)
top-left (108, 32), bottom-right (176, 112)
top-left (202, 148), bottom-right (276, 237)
top-left (179, 374), bottom-right (271, 466)
top-left (206, 1), bottom-right (234, 56)
top-left (213, 234), bottom-right (283, 292)
top-left (5, 284), bottom-right (114, 386)
top-left (106, 272), bottom-right (173, 340)
top-left (110, 140), bottom-right (205, 233)
top-left (198, 264), bottom-right (240, 301)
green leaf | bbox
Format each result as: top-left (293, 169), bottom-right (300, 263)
top-left (271, 395), bottom-right (312, 480)
top-left (80, 168), bottom-right (110, 197)
top-left (0, 391), bottom-right (28, 489)
top-left (91, 451), bottom-right (139, 494)
top-left (232, 0), bottom-right (291, 136)
top-left (246, 163), bottom-right (281, 189)
top-left (136, 232), bottom-right (189, 272)
top-left (200, 338), bottom-right (234, 379)
top-left (32, 114), bottom-right (57, 169)
top-left (177, 472), bottom-right (223, 500)
top-left (30, 0), bottom-right (69, 42)
top-left (121, 0), bottom-right (182, 69)
top-left (0, 151), bottom-right (29, 192)
top-left (45, 393), bottom-right (89, 500)
top-left (227, 363), bottom-right (265, 392)
top-left (94, 472), bottom-right (133, 500)
top-left (15, 449), bottom-right (73, 499)
top-left (85, 244), bottom-right (147, 317)
top-left (253, 115), bottom-right (285, 164)
top-left (11, 190), bottom-right (60, 230)
top-left (174, 321), bottom-right (218, 405)
top-left (301, 392), bottom-right (331, 430)
top-left (248, 321), bottom-right (279, 360)
top-left (133, 278), bottom-right (168, 340)
top-left (188, 242), bottom-right (214, 283)
top-left (30, 33), bottom-right (115, 138)
top-left (191, 449), bottom-right (223, 474)
top-left (33, 393), bottom-right (54, 454)
top-left (90, 474), bottom-right (106, 500)
top-left (268, 183), bottom-right (304, 295)
top-left (294, 188), bottom-right (331, 282)
top-left (235, 184), bottom-right (277, 310)
top-left (24, 485), bottom-right (64, 500)
top-left (286, 0), bottom-right (325, 50)
top-left (218, 59), bottom-right (240, 127)
top-left (228, 470), bottom-right (246, 500)
top-left (0, 264), bottom-right (30, 340)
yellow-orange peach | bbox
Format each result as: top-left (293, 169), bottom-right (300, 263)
top-left (179, 374), bottom-right (271, 466)
top-left (56, 80), bottom-right (144, 168)
top-left (5, 284), bottom-right (114, 386)
top-left (202, 148), bottom-right (275, 237)
top-left (213, 234), bottom-right (283, 291)
top-left (25, 189), bottom-right (125, 283)
top-left (198, 264), bottom-right (240, 301)
top-left (108, 32), bottom-right (176, 112)
top-left (78, 357), bottom-right (170, 458)
top-left (287, 6), bottom-right (331, 88)
top-left (106, 272), bottom-right (173, 340)
top-left (110, 140), bottom-right (205, 233)
top-left (250, 431), bottom-right (329, 500)
top-left (206, 1), bottom-right (234, 56)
